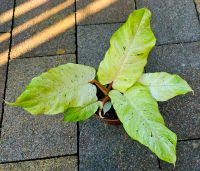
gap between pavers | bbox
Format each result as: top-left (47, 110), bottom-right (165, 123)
top-left (0, 33), bottom-right (10, 123)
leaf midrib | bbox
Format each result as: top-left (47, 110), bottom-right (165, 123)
top-left (113, 10), bottom-right (146, 82)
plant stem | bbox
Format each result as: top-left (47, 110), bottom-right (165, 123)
top-left (99, 95), bottom-right (110, 118)
top-left (89, 80), bottom-right (113, 118)
top-left (107, 82), bottom-right (113, 92)
top-left (102, 95), bottom-right (110, 105)
top-left (89, 80), bottom-right (108, 95)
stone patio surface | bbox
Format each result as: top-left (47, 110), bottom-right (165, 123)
top-left (0, 0), bottom-right (200, 170)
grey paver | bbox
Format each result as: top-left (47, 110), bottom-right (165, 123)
top-left (136, 0), bottom-right (200, 44)
top-left (76, 0), bottom-right (135, 25)
top-left (160, 140), bottom-right (200, 171)
top-left (0, 33), bottom-right (10, 120)
top-left (78, 23), bottom-right (122, 68)
top-left (146, 42), bottom-right (200, 139)
top-left (0, 0), bottom-right (14, 32)
top-left (0, 55), bottom-right (77, 162)
top-left (0, 156), bottom-right (78, 171)
top-left (79, 117), bottom-right (159, 171)
top-left (10, 0), bottom-right (75, 58)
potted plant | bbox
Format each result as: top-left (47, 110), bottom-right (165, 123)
top-left (6, 8), bottom-right (193, 165)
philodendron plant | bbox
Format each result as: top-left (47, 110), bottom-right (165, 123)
top-left (7, 8), bottom-right (192, 165)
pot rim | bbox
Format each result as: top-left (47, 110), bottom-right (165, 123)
top-left (95, 113), bottom-right (121, 125)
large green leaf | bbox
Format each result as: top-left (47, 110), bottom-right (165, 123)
top-left (7, 63), bottom-right (97, 115)
top-left (64, 101), bottom-right (99, 122)
top-left (109, 84), bottom-right (177, 164)
top-left (138, 72), bottom-right (193, 101)
top-left (97, 8), bottom-right (156, 92)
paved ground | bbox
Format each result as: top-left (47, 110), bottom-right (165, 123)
top-left (0, 0), bottom-right (200, 170)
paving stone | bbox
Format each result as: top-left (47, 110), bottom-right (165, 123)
top-left (79, 117), bottom-right (159, 171)
top-left (146, 42), bottom-right (200, 139)
top-left (10, 0), bottom-right (75, 58)
top-left (0, 33), bottom-right (10, 120)
top-left (0, 156), bottom-right (78, 171)
top-left (160, 140), bottom-right (200, 171)
top-left (0, 55), bottom-right (77, 162)
top-left (78, 23), bottom-right (122, 68)
top-left (0, 0), bottom-right (14, 32)
top-left (136, 0), bottom-right (200, 44)
top-left (76, 0), bottom-right (135, 25)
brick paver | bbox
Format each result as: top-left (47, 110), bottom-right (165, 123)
top-left (79, 117), bottom-right (159, 171)
top-left (78, 23), bottom-right (121, 68)
top-left (0, 0), bottom-right (200, 170)
top-left (0, 156), bottom-right (77, 171)
top-left (0, 55), bottom-right (77, 162)
top-left (10, 0), bottom-right (75, 58)
top-left (137, 0), bottom-right (200, 44)
top-left (76, 0), bottom-right (135, 25)
top-left (0, 0), bottom-right (14, 32)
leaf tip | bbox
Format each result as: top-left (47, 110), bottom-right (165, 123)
top-left (185, 84), bottom-right (194, 95)
top-left (171, 157), bottom-right (176, 168)
top-left (135, 7), bottom-right (150, 13)
top-left (188, 84), bottom-right (194, 95)
top-left (192, 90), bottom-right (195, 95)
